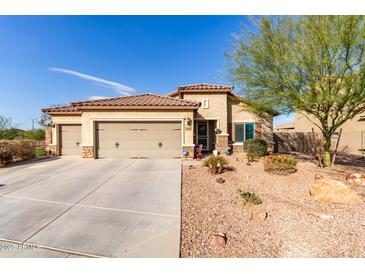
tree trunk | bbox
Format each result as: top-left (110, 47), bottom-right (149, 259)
top-left (323, 135), bottom-right (332, 167)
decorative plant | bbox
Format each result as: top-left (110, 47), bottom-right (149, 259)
top-left (246, 152), bottom-right (256, 163)
top-left (237, 189), bottom-right (263, 205)
top-left (263, 155), bottom-right (298, 175)
top-left (243, 139), bottom-right (268, 163)
top-left (32, 148), bottom-right (46, 158)
top-left (203, 155), bottom-right (229, 174)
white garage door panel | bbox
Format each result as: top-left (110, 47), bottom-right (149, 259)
top-left (96, 121), bottom-right (181, 159)
top-left (60, 125), bottom-right (82, 155)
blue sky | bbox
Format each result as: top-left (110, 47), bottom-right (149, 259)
top-left (0, 16), bottom-right (291, 129)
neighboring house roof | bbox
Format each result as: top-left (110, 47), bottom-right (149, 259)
top-left (43, 93), bottom-right (200, 114)
top-left (42, 105), bottom-right (81, 115)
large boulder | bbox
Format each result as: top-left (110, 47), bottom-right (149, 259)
top-left (310, 178), bottom-right (362, 205)
top-left (346, 173), bottom-right (365, 186)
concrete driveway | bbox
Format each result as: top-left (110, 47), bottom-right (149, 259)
top-left (0, 157), bottom-right (181, 258)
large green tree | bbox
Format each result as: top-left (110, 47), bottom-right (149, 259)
top-left (227, 16), bottom-right (365, 167)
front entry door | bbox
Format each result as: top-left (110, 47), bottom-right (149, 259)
top-left (197, 121), bottom-right (209, 151)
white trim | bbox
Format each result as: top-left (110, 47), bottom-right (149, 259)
top-left (232, 120), bottom-right (256, 123)
top-left (202, 98), bottom-right (209, 109)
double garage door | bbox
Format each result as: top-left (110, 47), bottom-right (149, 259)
top-left (96, 121), bottom-right (182, 159)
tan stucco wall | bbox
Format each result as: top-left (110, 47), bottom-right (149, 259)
top-left (182, 92), bottom-right (228, 134)
top-left (294, 112), bottom-right (365, 154)
top-left (80, 109), bottom-right (195, 147)
top-left (51, 115), bottom-right (82, 124)
top-left (50, 115), bottom-right (82, 146)
top-left (295, 112), bottom-right (365, 133)
top-left (228, 98), bottom-right (274, 143)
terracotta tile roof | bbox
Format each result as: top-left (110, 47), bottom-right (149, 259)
top-left (70, 93), bottom-right (200, 109)
top-left (42, 105), bottom-right (80, 114)
top-left (178, 83), bottom-right (234, 92)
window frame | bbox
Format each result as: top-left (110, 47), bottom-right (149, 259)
top-left (234, 122), bottom-right (255, 143)
top-left (202, 99), bottom-right (209, 109)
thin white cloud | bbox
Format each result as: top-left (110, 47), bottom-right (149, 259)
top-left (88, 96), bottom-right (109, 100)
top-left (49, 67), bottom-right (135, 95)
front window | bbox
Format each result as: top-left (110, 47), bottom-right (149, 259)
top-left (234, 123), bottom-right (255, 143)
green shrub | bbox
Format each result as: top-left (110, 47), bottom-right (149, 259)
top-left (0, 128), bottom-right (21, 140)
top-left (263, 155), bottom-right (298, 175)
top-left (246, 152), bottom-right (256, 163)
top-left (0, 128), bottom-right (45, 141)
top-left (24, 129), bottom-right (45, 141)
top-left (203, 155), bottom-right (229, 174)
top-left (33, 148), bottom-right (46, 158)
top-left (237, 189), bottom-right (263, 205)
top-left (243, 139), bottom-right (268, 161)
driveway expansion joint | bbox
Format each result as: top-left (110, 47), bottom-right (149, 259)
top-left (22, 160), bottom-right (138, 243)
top-left (0, 161), bottom-right (89, 195)
top-left (2, 194), bottom-right (179, 218)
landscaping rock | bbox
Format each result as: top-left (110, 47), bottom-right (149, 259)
top-left (315, 174), bottom-right (324, 181)
top-left (307, 211), bottom-right (333, 220)
top-left (216, 177), bottom-right (225, 184)
top-left (211, 233), bottom-right (227, 247)
top-left (346, 173), bottom-right (365, 186)
top-left (309, 178), bottom-right (362, 205)
top-left (249, 207), bottom-right (268, 222)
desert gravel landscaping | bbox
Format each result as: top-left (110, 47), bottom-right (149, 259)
top-left (181, 153), bottom-right (365, 258)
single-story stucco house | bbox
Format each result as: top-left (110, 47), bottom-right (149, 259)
top-left (42, 84), bottom-right (276, 159)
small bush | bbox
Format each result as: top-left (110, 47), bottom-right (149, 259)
top-left (237, 189), bottom-right (263, 205)
top-left (33, 148), bottom-right (46, 158)
top-left (203, 155), bottom-right (229, 174)
top-left (15, 140), bottom-right (37, 160)
top-left (0, 141), bottom-right (16, 166)
top-left (0, 140), bottom-right (40, 166)
top-left (243, 139), bottom-right (268, 161)
top-left (263, 155), bottom-right (298, 175)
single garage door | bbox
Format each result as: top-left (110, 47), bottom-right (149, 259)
top-left (60, 124), bottom-right (82, 155)
top-left (96, 121), bottom-right (182, 159)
